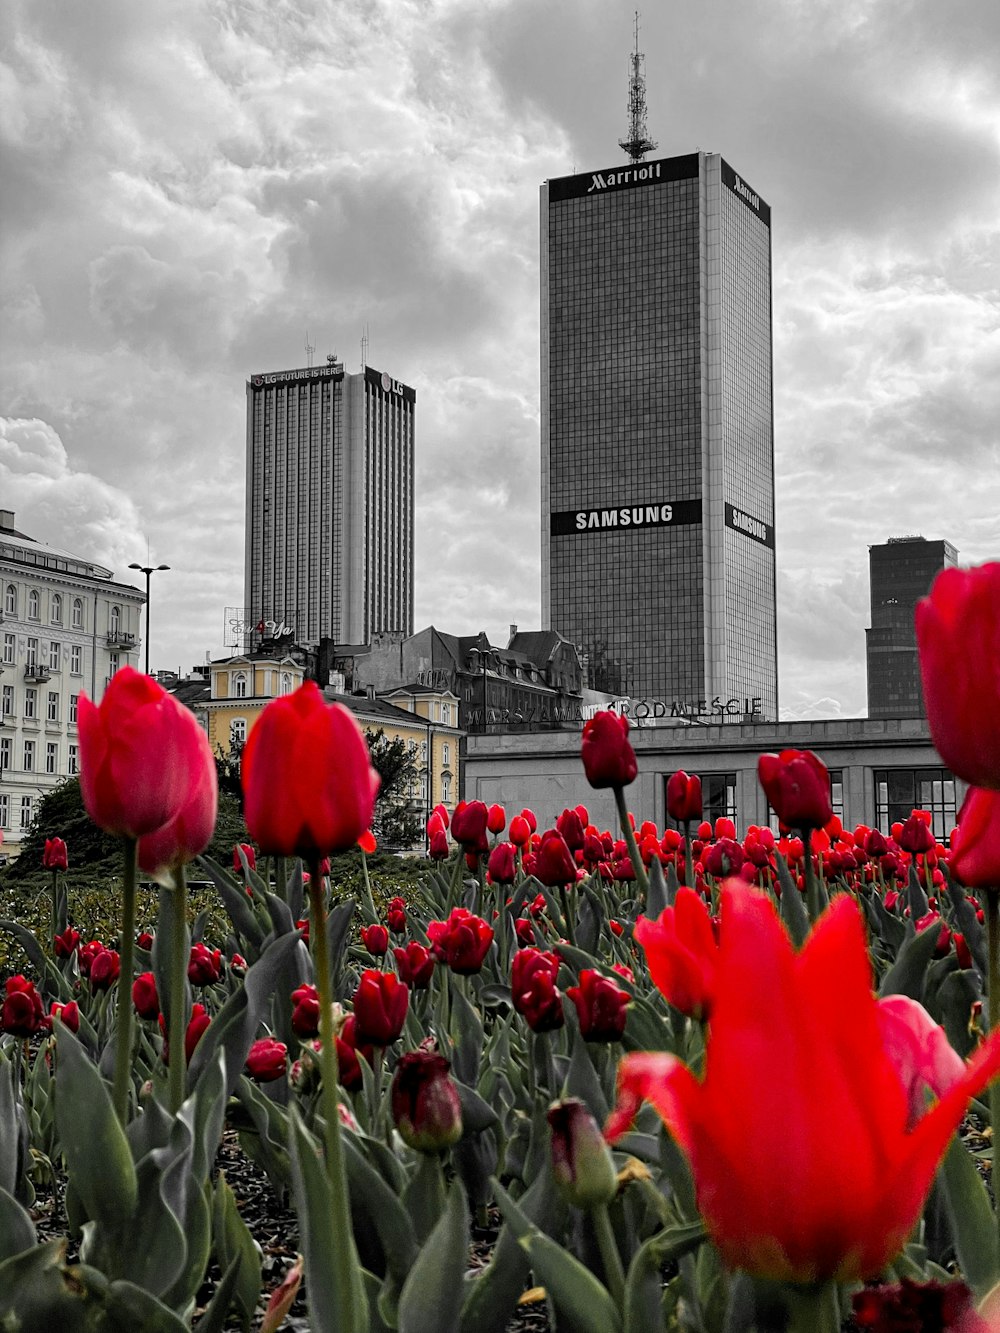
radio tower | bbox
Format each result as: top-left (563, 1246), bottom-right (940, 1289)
top-left (618, 11), bottom-right (657, 163)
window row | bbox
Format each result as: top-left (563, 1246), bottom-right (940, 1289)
top-left (2, 634), bottom-right (86, 674)
top-left (1, 685), bottom-right (80, 723)
top-left (0, 736), bottom-right (77, 777)
top-left (3, 586), bottom-right (97, 629)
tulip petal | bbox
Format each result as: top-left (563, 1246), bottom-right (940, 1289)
top-left (606, 1051), bottom-right (699, 1154)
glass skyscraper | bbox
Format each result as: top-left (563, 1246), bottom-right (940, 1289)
top-left (540, 151), bottom-right (778, 718)
top-left (244, 361), bottom-right (415, 647)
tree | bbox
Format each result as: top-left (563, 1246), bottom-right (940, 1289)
top-left (364, 728), bottom-right (423, 849)
top-left (4, 778), bottom-right (120, 879)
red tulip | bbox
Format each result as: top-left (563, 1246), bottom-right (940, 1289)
top-left (898, 810), bottom-right (935, 855)
top-left (335, 1014), bottom-right (373, 1092)
top-left (241, 681), bottom-right (380, 857)
top-left (487, 842), bottom-right (517, 885)
top-left (514, 917), bottom-right (535, 947)
top-left (132, 971), bottom-right (160, 1019)
top-left (566, 969), bottom-right (630, 1042)
top-left (509, 814), bottom-right (533, 847)
top-left (386, 897), bottom-right (407, 934)
top-left (580, 711), bottom-right (637, 790)
top-left (666, 771), bottom-right (702, 823)
top-left (703, 837), bottom-right (745, 879)
top-left (233, 843), bottom-right (257, 874)
top-left (352, 969), bottom-right (409, 1046)
top-left (427, 907), bottom-right (494, 974)
top-left (78, 939), bottom-right (103, 977)
top-left (160, 1003), bottom-right (210, 1065)
top-left (89, 947), bottom-right (120, 991)
top-left (43, 837), bottom-right (68, 871)
top-left (607, 888), bottom-right (1000, 1282)
top-left (138, 712), bottom-right (218, 880)
top-left (78, 666), bottom-right (199, 838)
top-left (187, 942), bottom-right (222, 986)
top-left (291, 983), bottom-right (321, 1038)
top-left (50, 1000), bottom-right (80, 1034)
top-left (451, 800), bottom-right (489, 853)
top-left (428, 825), bottom-right (450, 859)
top-left (556, 807), bottom-right (586, 851)
top-left (393, 941), bottom-right (435, 989)
top-left (534, 829), bottom-right (578, 887)
top-left (53, 927), bottom-right (80, 959)
top-left (246, 1037), bottom-right (288, 1083)
top-left (548, 1098), bottom-right (617, 1209)
top-left (1, 976), bottom-right (45, 1037)
top-left (361, 923), bottom-right (389, 958)
top-left (136, 930), bottom-right (155, 951)
top-left (486, 803), bottom-right (506, 835)
top-left (634, 888), bottom-right (719, 1021)
top-left (391, 1049), bottom-right (463, 1152)
top-left (949, 786), bottom-right (1000, 888)
top-left (511, 948), bottom-right (561, 1012)
top-left (757, 749), bottom-right (832, 832)
top-left (916, 561), bottom-right (1000, 790)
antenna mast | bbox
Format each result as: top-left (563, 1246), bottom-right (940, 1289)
top-left (619, 11), bottom-right (657, 163)
top-left (304, 332), bottom-right (315, 367)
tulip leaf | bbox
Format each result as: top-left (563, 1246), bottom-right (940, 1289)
top-left (621, 993), bottom-right (675, 1054)
top-left (397, 1179), bottom-right (469, 1333)
top-left (939, 1132), bottom-right (1000, 1298)
top-left (191, 1254), bottom-right (243, 1333)
top-left (54, 1025), bottom-right (138, 1230)
top-left (646, 856), bottom-right (669, 921)
top-left (92, 1276), bottom-right (192, 1331)
top-left (0, 1058), bottom-right (23, 1199)
top-left (944, 874), bottom-right (987, 975)
top-left (232, 1077), bottom-right (294, 1195)
top-left (450, 981), bottom-right (485, 1086)
top-left (868, 892), bottom-right (907, 952)
top-left (212, 1171), bottom-right (262, 1330)
top-left (0, 1241), bottom-right (86, 1329)
top-left (878, 922), bottom-right (940, 999)
top-left (936, 970), bottom-right (983, 1059)
top-left (455, 1079), bottom-right (500, 1134)
top-left (773, 855), bottom-right (809, 948)
top-left (196, 855), bottom-right (266, 956)
top-left (564, 1022), bottom-right (610, 1122)
top-left (0, 1185), bottom-right (36, 1263)
top-left (340, 1131), bottom-right (419, 1282)
top-left (495, 1179), bottom-right (622, 1333)
top-left (906, 861), bottom-right (930, 920)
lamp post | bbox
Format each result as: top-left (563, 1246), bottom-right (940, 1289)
top-left (128, 563), bottom-right (170, 676)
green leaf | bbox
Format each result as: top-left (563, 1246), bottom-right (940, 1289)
top-left (55, 1025), bottom-right (138, 1229)
top-left (621, 993), bottom-right (675, 1054)
top-left (398, 1179), bottom-right (469, 1333)
top-left (646, 856), bottom-right (669, 920)
top-left (341, 1130), bottom-right (420, 1283)
top-left (212, 1172), bottom-right (262, 1330)
top-left (0, 1184), bottom-right (36, 1263)
top-left (455, 1079), bottom-right (499, 1135)
top-left (193, 1253), bottom-right (243, 1333)
top-left (944, 872), bottom-right (987, 974)
top-left (624, 1220), bottom-right (707, 1333)
top-left (936, 970), bottom-right (983, 1059)
top-left (449, 979), bottom-right (485, 1086)
top-left (98, 1276), bottom-right (192, 1331)
top-left (0, 1056), bottom-right (23, 1198)
top-left (564, 1021), bottom-right (610, 1121)
top-left (774, 855), bottom-right (809, 948)
top-left (494, 1180), bottom-right (622, 1333)
top-left (939, 1132), bottom-right (1000, 1298)
top-left (197, 854), bottom-right (266, 955)
top-left (879, 923), bottom-right (940, 999)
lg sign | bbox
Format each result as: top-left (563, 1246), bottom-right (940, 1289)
top-left (380, 372), bottom-right (405, 396)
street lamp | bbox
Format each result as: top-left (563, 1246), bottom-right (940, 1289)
top-left (128, 562), bottom-right (170, 676)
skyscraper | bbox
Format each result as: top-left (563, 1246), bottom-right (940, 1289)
top-left (540, 150), bottom-right (778, 717)
top-left (866, 536), bottom-right (958, 719)
top-left (244, 359), bottom-right (415, 648)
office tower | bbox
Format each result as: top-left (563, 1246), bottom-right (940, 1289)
top-left (866, 536), bottom-right (958, 719)
top-left (244, 359), bottom-right (415, 647)
top-left (540, 149), bottom-right (778, 716)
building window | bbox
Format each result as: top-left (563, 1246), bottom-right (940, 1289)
top-left (48, 640), bottom-right (60, 671)
top-left (677, 772), bottom-right (737, 830)
top-left (25, 637), bottom-right (38, 669)
top-left (233, 672), bottom-right (248, 699)
top-left (71, 598), bottom-right (84, 629)
top-left (829, 769), bottom-right (844, 823)
top-left (23, 739), bottom-right (35, 771)
top-left (1, 685), bottom-right (12, 718)
top-left (45, 742), bottom-right (58, 774)
top-left (0, 794), bottom-right (8, 828)
top-left (443, 742), bottom-right (450, 765)
top-left (2, 633), bottom-right (14, 664)
top-left (110, 604), bottom-right (121, 635)
top-left (108, 652), bottom-right (120, 677)
top-left (230, 718), bottom-right (247, 749)
top-left (24, 687), bottom-right (37, 720)
top-left (280, 671), bottom-right (292, 695)
top-left (0, 737), bottom-right (10, 771)
top-left (50, 593), bottom-right (62, 624)
top-left (4, 585), bottom-right (16, 616)
top-left (421, 740), bottom-right (427, 761)
top-left (70, 645), bottom-right (82, 675)
top-left (442, 775), bottom-right (451, 803)
top-left (47, 691), bottom-right (59, 722)
top-left (68, 743), bottom-right (79, 775)
top-left (874, 768), bottom-right (957, 842)
top-left (69, 693), bottom-right (79, 724)
top-left (27, 590), bottom-right (39, 620)
top-left (20, 796), bottom-right (33, 830)
top-left (442, 703), bottom-right (451, 724)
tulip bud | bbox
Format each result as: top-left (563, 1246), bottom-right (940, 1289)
top-left (547, 1098), bottom-right (618, 1209)
top-left (391, 1050), bottom-right (463, 1152)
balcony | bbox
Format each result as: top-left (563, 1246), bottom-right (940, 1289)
top-left (106, 630), bottom-right (137, 648)
top-left (24, 663), bottom-right (51, 683)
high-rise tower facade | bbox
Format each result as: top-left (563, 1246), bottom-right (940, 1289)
top-left (244, 360), bottom-right (415, 647)
top-left (540, 151), bottom-right (777, 717)
top-left (866, 536), bottom-right (958, 719)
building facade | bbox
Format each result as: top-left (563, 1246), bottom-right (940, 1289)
top-left (465, 715), bottom-right (962, 844)
top-left (244, 360), bottom-right (415, 650)
top-left (540, 151), bottom-right (777, 716)
top-left (866, 537), bottom-right (958, 719)
top-left (0, 509), bottom-right (144, 858)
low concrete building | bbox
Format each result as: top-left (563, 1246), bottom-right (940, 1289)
top-left (464, 714), bottom-right (962, 841)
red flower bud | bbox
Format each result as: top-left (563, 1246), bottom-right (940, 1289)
top-left (1, 976), bottom-right (45, 1037)
top-left (757, 749), bottom-right (832, 832)
top-left (352, 969), bottom-right (409, 1046)
top-left (451, 800), bottom-right (489, 853)
top-left (53, 927), bottom-right (80, 959)
top-left (132, 971), bottom-right (160, 1019)
top-left (898, 810), bottom-right (936, 855)
top-left (509, 814), bottom-right (533, 847)
top-left (580, 711), bottom-right (637, 790)
top-left (534, 829), bottom-right (578, 887)
top-left (188, 942), bottom-right (222, 986)
top-left (486, 803), bottom-right (506, 835)
top-left (393, 941), bottom-right (435, 988)
top-left (634, 888), bottom-right (718, 1020)
top-left (566, 968), bottom-right (630, 1042)
top-left (361, 923), bottom-right (389, 958)
top-left (291, 982), bottom-right (321, 1038)
top-left (233, 843), bottom-right (257, 873)
top-left (426, 907), bottom-right (494, 975)
top-left (666, 770), bottom-right (702, 823)
top-left (43, 837), bottom-right (69, 871)
top-left (50, 1000), bottom-right (80, 1033)
top-left (245, 1037), bottom-right (288, 1083)
top-left (547, 1098), bottom-right (617, 1209)
top-left (391, 1049), bottom-right (463, 1152)
top-left (89, 947), bottom-right (120, 991)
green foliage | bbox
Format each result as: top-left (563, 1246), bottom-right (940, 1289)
top-left (365, 728), bottom-right (424, 850)
top-left (4, 778), bottom-right (120, 880)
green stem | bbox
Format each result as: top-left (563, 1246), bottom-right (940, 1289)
top-left (168, 865), bottom-right (189, 1113)
top-left (50, 869), bottom-right (59, 945)
top-left (782, 1280), bottom-right (841, 1333)
top-left (592, 1203), bottom-right (626, 1307)
top-left (614, 785), bottom-right (649, 903)
top-left (559, 885), bottom-right (577, 947)
top-left (309, 862), bottom-right (366, 1333)
top-left (986, 887), bottom-right (1000, 1263)
top-left (359, 847), bottom-right (378, 922)
top-left (684, 820), bottom-right (694, 890)
top-left (112, 838), bottom-right (138, 1126)
top-left (803, 828), bottom-right (820, 921)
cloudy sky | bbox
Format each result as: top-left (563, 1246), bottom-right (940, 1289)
top-left (2, 0), bottom-right (998, 718)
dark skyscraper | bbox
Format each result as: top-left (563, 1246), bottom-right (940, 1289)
top-left (540, 150), bottom-right (778, 716)
top-left (244, 359), bottom-right (415, 648)
top-left (866, 536), bottom-right (958, 718)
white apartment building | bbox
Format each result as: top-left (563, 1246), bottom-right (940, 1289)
top-left (0, 509), bottom-right (144, 859)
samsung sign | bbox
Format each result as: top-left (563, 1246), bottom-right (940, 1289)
top-left (725, 503), bottom-right (774, 549)
top-left (552, 499), bottom-right (701, 536)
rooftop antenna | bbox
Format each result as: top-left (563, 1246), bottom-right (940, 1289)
top-left (360, 325), bottom-right (369, 370)
top-left (619, 11), bottom-right (657, 163)
top-left (304, 332), bottom-right (315, 367)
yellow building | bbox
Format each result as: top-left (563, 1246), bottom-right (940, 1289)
top-left (199, 654), bottom-right (306, 756)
